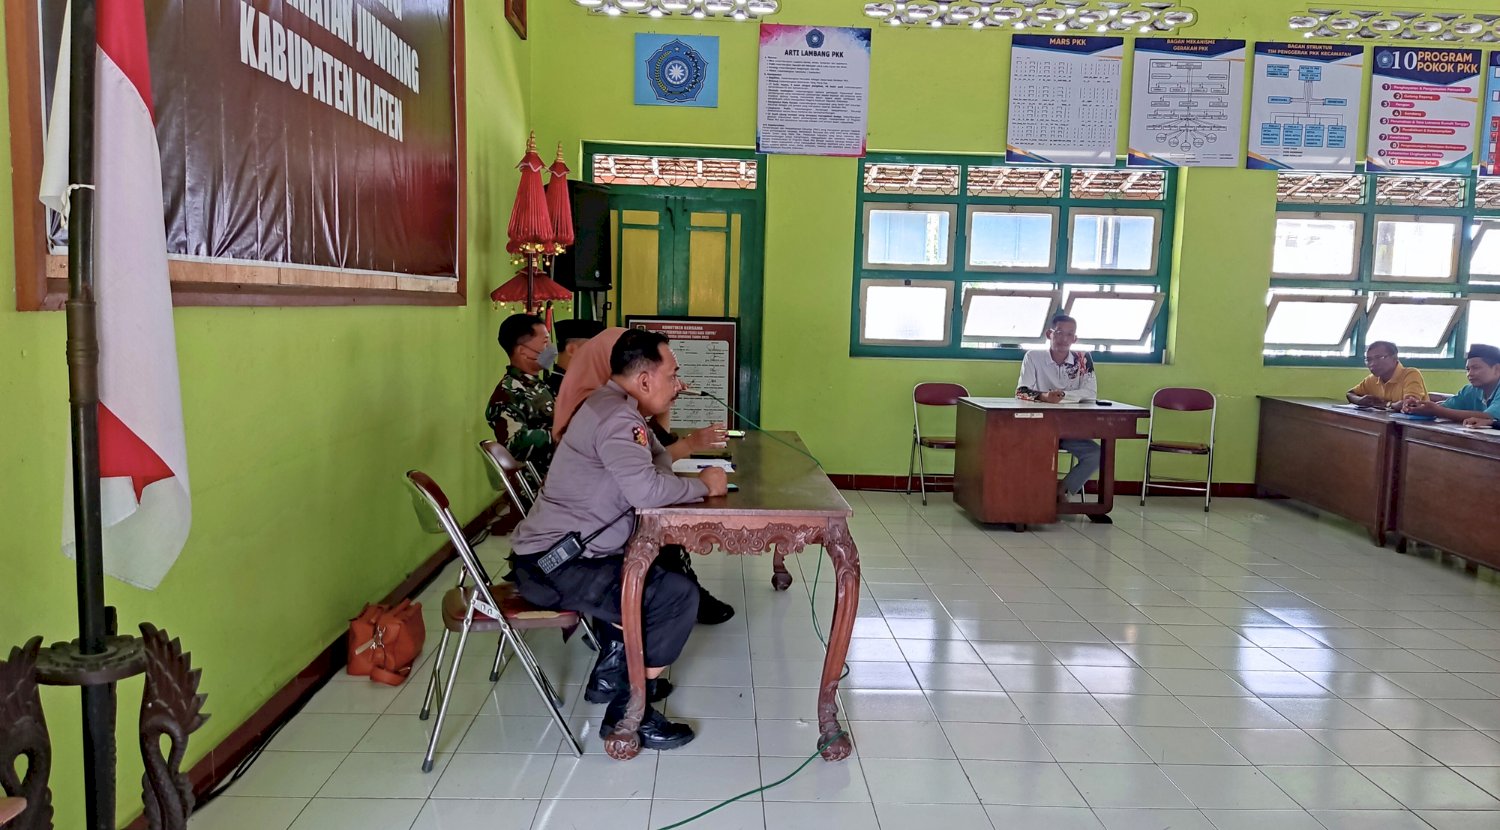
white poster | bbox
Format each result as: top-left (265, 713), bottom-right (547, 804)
top-left (1368, 47), bottom-right (1481, 174)
top-left (1007, 35), bottom-right (1124, 166)
top-left (1248, 42), bottom-right (1364, 172)
top-left (757, 24), bottom-right (872, 157)
top-left (1129, 39), bottom-right (1247, 168)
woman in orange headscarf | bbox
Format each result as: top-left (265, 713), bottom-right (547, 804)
top-left (551, 327), bottom-right (726, 457)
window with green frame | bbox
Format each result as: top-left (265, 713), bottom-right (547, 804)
top-left (1265, 171), bottom-right (1500, 367)
top-left (850, 155), bottom-right (1177, 362)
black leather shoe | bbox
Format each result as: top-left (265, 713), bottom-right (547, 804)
top-left (584, 639), bottom-right (626, 704)
top-left (655, 547), bottom-right (737, 625)
top-left (584, 638), bottom-right (674, 703)
top-left (647, 677), bottom-right (674, 701)
top-left (599, 698), bottom-right (696, 751)
top-left (697, 587), bottom-right (736, 625)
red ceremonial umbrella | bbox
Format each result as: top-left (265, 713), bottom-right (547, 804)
top-left (490, 265), bottom-right (573, 309)
top-left (506, 132), bottom-right (555, 308)
top-left (546, 143), bottom-right (574, 258)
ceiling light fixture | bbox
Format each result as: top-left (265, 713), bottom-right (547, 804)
top-left (1291, 7), bottom-right (1500, 42)
top-left (866, 0), bottom-right (1198, 30)
top-left (574, 0), bottom-right (780, 20)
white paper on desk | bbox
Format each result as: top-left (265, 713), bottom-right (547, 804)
top-left (672, 458), bottom-right (736, 474)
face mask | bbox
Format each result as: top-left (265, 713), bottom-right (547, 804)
top-left (536, 342), bottom-right (559, 370)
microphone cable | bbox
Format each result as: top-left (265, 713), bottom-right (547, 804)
top-left (680, 388), bottom-right (824, 469)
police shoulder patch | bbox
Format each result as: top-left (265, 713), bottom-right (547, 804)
top-left (632, 425), bottom-right (649, 446)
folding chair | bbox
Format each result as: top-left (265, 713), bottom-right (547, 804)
top-left (478, 440), bottom-right (600, 652)
top-left (1140, 387), bottom-right (1217, 512)
top-left (403, 471), bottom-right (583, 770)
top-left (478, 440), bottom-right (537, 518)
top-left (906, 382), bottom-right (969, 506)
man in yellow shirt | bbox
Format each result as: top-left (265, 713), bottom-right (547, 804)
top-left (1347, 341), bottom-right (1427, 409)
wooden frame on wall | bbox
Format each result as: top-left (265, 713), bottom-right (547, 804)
top-left (5, 0), bottom-right (470, 311)
top-left (505, 0), bottom-right (526, 39)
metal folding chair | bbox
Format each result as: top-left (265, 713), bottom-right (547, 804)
top-left (1140, 387), bottom-right (1217, 512)
top-left (906, 382), bottom-right (969, 505)
top-left (478, 440), bottom-right (600, 652)
top-left (403, 471), bottom-right (583, 770)
top-left (478, 440), bottom-right (537, 518)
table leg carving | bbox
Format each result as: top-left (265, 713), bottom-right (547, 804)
top-left (603, 517), bottom-right (664, 762)
top-left (816, 519), bottom-right (860, 761)
top-left (771, 551), bottom-right (793, 591)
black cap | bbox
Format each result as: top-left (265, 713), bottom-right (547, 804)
top-left (555, 319), bottom-right (605, 343)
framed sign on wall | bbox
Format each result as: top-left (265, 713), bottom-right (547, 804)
top-left (625, 316), bottom-right (739, 429)
top-left (505, 0), bottom-right (525, 39)
top-left (8, 0), bottom-right (469, 310)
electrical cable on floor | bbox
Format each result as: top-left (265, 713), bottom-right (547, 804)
top-left (193, 417), bottom-right (847, 823)
top-left (652, 542), bottom-right (852, 830)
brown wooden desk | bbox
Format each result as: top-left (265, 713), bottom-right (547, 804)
top-left (1255, 397), bottom-right (1400, 546)
top-left (1396, 422), bottom-right (1500, 570)
top-left (604, 431), bottom-right (859, 762)
top-left (953, 398), bottom-right (1148, 527)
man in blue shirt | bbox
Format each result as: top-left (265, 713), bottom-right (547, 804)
top-left (1403, 344), bottom-right (1500, 426)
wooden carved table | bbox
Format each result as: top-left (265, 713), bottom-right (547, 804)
top-left (603, 431), bottom-right (859, 762)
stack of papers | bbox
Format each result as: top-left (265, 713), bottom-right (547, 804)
top-left (672, 458), bottom-right (736, 474)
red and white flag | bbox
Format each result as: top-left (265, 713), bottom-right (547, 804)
top-left (44, 0), bottom-right (191, 590)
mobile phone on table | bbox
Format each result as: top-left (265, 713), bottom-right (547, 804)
top-left (726, 430), bottom-right (747, 438)
top-left (726, 483), bottom-right (739, 492)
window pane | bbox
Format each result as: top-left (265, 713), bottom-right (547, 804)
top-left (1476, 179), bottom-right (1500, 210)
top-left (1070, 169), bottom-right (1166, 201)
top-left (1375, 174), bottom-right (1466, 208)
top-left (1069, 295), bottom-right (1161, 343)
top-left (1069, 213), bottom-right (1157, 272)
top-left (591, 154), bottom-right (757, 190)
top-left (862, 283), bottom-right (950, 344)
top-left (867, 209), bottom-right (952, 267)
top-left (961, 292), bottom-right (1055, 342)
top-left (967, 166), bottom-right (1063, 198)
top-left (1469, 298), bottom-right (1500, 351)
top-left (1471, 219), bottom-right (1500, 285)
top-left (1366, 300), bottom-right (1462, 351)
top-left (1277, 172), bottom-right (1365, 206)
top-left (864, 163), bottom-right (960, 195)
top-left (1265, 298), bottom-right (1361, 347)
top-left (1272, 215), bottom-right (1358, 278)
top-left (969, 210), bottom-right (1054, 269)
top-left (1373, 217), bottom-right (1459, 281)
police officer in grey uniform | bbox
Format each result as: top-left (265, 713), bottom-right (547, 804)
top-left (509, 328), bottom-right (727, 750)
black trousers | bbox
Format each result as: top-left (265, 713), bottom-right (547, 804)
top-left (512, 548), bottom-right (698, 668)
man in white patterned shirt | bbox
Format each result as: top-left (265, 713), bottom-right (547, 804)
top-left (1017, 314), bottom-right (1101, 499)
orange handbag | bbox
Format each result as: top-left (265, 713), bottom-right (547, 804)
top-left (347, 600), bottom-right (426, 686)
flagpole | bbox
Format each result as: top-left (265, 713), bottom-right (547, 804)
top-left (63, 0), bottom-right (120, 826)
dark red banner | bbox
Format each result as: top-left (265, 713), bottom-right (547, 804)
top-left (137, 0), bottom-right (458, 276)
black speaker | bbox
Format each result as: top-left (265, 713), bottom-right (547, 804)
top-left (554, 180), bottom-right (613, 291)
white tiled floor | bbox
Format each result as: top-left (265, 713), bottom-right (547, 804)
top-left (190, 494), bottom-right (1500, 830)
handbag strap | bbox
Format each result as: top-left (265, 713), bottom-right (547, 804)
top-left (368, 664), bottom-right (411, 686)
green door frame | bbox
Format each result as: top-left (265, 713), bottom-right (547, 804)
top-left (583, 143), bottom-right (768, 425)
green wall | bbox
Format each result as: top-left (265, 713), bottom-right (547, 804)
top-left (529, 0), bottom-right (1475, 482)
top-left (0, 9), bottom-right (529, 827)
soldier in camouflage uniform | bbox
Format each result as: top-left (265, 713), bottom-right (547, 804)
top-left (487, 314), bottom-right (560, 476)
